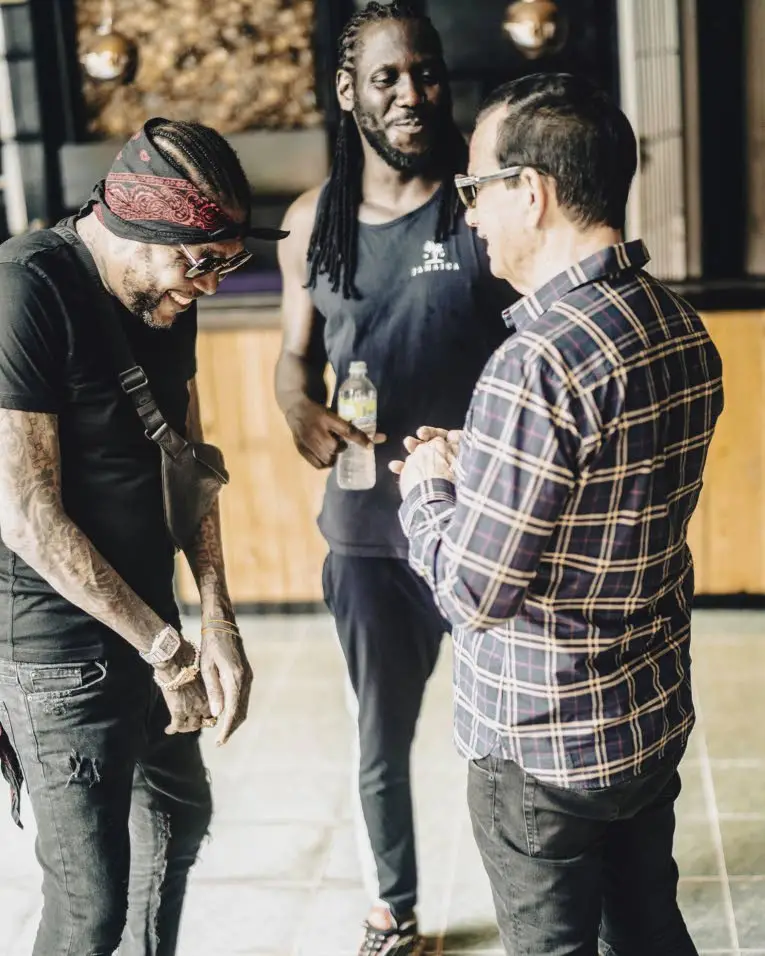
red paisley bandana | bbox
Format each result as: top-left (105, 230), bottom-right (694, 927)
top-left (104, 172), bottom-right (233, 234)
top-left (88, 118), bottom-right (287, 246)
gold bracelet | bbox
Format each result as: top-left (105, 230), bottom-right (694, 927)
top-left (202, 619), bottom-right (240, 632)
top-left (153, 643), bottom-right (201, 692)
top-left (201, 625), bottom-right (240, 637)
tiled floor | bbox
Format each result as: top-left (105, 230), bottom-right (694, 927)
top-left (1, 610), bottom-right (764, 955)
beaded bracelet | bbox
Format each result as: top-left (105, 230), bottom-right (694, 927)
top-left (153, 642), bottom-right (201, 692)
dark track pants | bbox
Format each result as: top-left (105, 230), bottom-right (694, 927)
top-left (323, 553), bottom-right (446, 918)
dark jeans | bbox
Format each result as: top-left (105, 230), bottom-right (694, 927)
top-left (468, 752), bottom-right (698, 956)
top-left (0, 651), bottom-right (212, 956)
top-left (322, 553), bottom-right (445, 919)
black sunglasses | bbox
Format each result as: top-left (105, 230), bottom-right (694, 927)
top-left (179, 244), bottom-right (252, 280)
top-left (454, 165), bottom-right (525, 208)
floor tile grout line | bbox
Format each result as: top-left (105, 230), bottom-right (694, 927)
top-left (695, 700), bottom-right (741, 954)
top-left (235, 629), bottom-right (306, 750)
top-left (289, 626), bottom-right (356, 956)
top-left (7, 899), bottom-right (44, 956)
top-left (426, 638), bottom-right (463, 956)
top-left (679, 875), bottom-right (765, 884)
top-left (183, 871), bottom-right (765, 891)
top-left (708, 760), bottom-right (765, 769)
top-left (431, 797), bottom-right (467, 956)
top-left (683, 757), bottom-right (765, 770)
top-left (288, 810), bottom-right (345, 956)
top-left (210, 628), bottom-right (320, 956)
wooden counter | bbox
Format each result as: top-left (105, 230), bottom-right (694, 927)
top-left (176, 308), bottom-right (765, 607)
top-left (685, 312), bottom-right (765, 595)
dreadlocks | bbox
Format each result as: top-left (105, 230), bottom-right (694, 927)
top-left (307, 0), bottom-right (467, 299)
top-left (150, 119), bottom-right (252, 221)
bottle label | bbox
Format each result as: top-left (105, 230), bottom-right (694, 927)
top-left (338, 398), bottom-right (376, 431)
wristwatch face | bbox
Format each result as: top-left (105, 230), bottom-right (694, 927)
top-left (142, 626), bottom-right (181, 665)
top-left (156, 629), bottom-right (181, 659)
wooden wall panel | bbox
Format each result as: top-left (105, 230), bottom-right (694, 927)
top-left (689, 312), bottom-right (765, 593)
top-left (179, 311), bottom-right (765, 606)
top-left (175, 328), bottom-right (328, 607)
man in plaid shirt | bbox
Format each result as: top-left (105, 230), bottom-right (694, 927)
top-left (392, 74), bottom-right (723, 955)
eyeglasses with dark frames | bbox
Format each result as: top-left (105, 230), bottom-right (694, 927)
top-left (454, 165), bottom-right (525, 209)
top-left (179, 244), bottom-right (253, 280)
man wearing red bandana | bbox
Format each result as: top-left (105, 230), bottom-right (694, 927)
top-left (0, 118), bottom-right (285, 956)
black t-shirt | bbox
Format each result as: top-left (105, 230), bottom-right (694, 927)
top-left (0, 218), bottom-right (196, 663)
top-left (311, 187), bottom-right (515, 557)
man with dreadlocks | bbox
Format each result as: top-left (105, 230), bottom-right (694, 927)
top-left (0, 118), bottom-right (280, 955)
top-left (275, 2), bottom-right (514, 952)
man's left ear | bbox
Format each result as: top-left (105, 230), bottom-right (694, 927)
top-left (523, 168), bottom-right (549, 228)
top-left (336, 68), bottom-right (355, 113)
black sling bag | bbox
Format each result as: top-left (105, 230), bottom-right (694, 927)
top-left (52, 223), bottom-right (229, 552)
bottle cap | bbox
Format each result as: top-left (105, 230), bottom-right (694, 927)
top-left (349, 361), bottom-right (367, 375)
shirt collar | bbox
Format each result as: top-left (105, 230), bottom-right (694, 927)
top-left (501, 239), bottom-right (650, 331)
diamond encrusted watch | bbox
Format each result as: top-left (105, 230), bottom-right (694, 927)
top-left (140, 624), bottom-right (182, 666)
top-left (153, 642), bottom-right (201, 692)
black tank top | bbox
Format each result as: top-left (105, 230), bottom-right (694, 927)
top-left (310, 185), bottom-right (515, 557)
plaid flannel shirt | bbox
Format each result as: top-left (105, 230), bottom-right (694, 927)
top-left (399, 240), bottom-right (724, 789)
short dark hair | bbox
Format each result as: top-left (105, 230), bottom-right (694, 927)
top-left (306, 0), bottom-right (466, 299)
top-left (477, 73), bottom-right (638, 230)
top-left (150, 119), bottom-right (251, 221)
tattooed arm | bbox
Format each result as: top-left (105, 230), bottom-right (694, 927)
top-left (182, 377), bottom-right (234, 622)
top-left (0, 408), bottom-right (167, 649)
top-left (0, 407), bottom-right (213, 732)
top-left (182, 377), bottom-right (252, 744)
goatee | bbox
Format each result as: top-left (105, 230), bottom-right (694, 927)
top-left (355, 109), bottom-right (438, 175)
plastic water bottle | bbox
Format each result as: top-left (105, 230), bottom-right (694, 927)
top-left (336, 361), bottom-right (377, 491)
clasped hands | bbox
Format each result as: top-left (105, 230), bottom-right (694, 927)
top-left (157, 624), bottom-right (252, 748)
top-left (389, 426), bottom-right (462, 498)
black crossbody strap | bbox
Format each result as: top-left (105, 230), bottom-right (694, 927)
top-left (51, 223), bottom-right (187, 459)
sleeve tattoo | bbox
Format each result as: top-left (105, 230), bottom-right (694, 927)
top-left (183, 378), bottom-right (234, 622)
top-left (0, 408), bottom-right (164, 649)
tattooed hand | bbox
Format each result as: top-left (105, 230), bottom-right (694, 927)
top-left (201, 627), bottom-right (253, 746)
top-left (160, 674), bottom-right (212, 735)
top-left (155, 639), bottom-right (215, 735)
top-left (182, 377), bottom-right (253, 744)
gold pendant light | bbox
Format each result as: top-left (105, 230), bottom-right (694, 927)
top-left (503, 0), bottom-right (568, 60)
top-left (81, 0), bottom-right (136, 82)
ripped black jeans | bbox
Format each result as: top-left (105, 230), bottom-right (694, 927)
top-left (0, 652), bottom-right (212, 956)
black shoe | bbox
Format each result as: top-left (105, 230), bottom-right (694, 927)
top-left (357, 912), bottom-right (426, 955)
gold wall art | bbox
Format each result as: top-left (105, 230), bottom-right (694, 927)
top-left (77, 0), bottom-right (322, 138)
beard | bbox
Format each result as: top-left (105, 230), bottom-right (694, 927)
top-left (354, 105), bottom-right (442, 175)
top-left (123, 268), bottom-right (171, 329)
